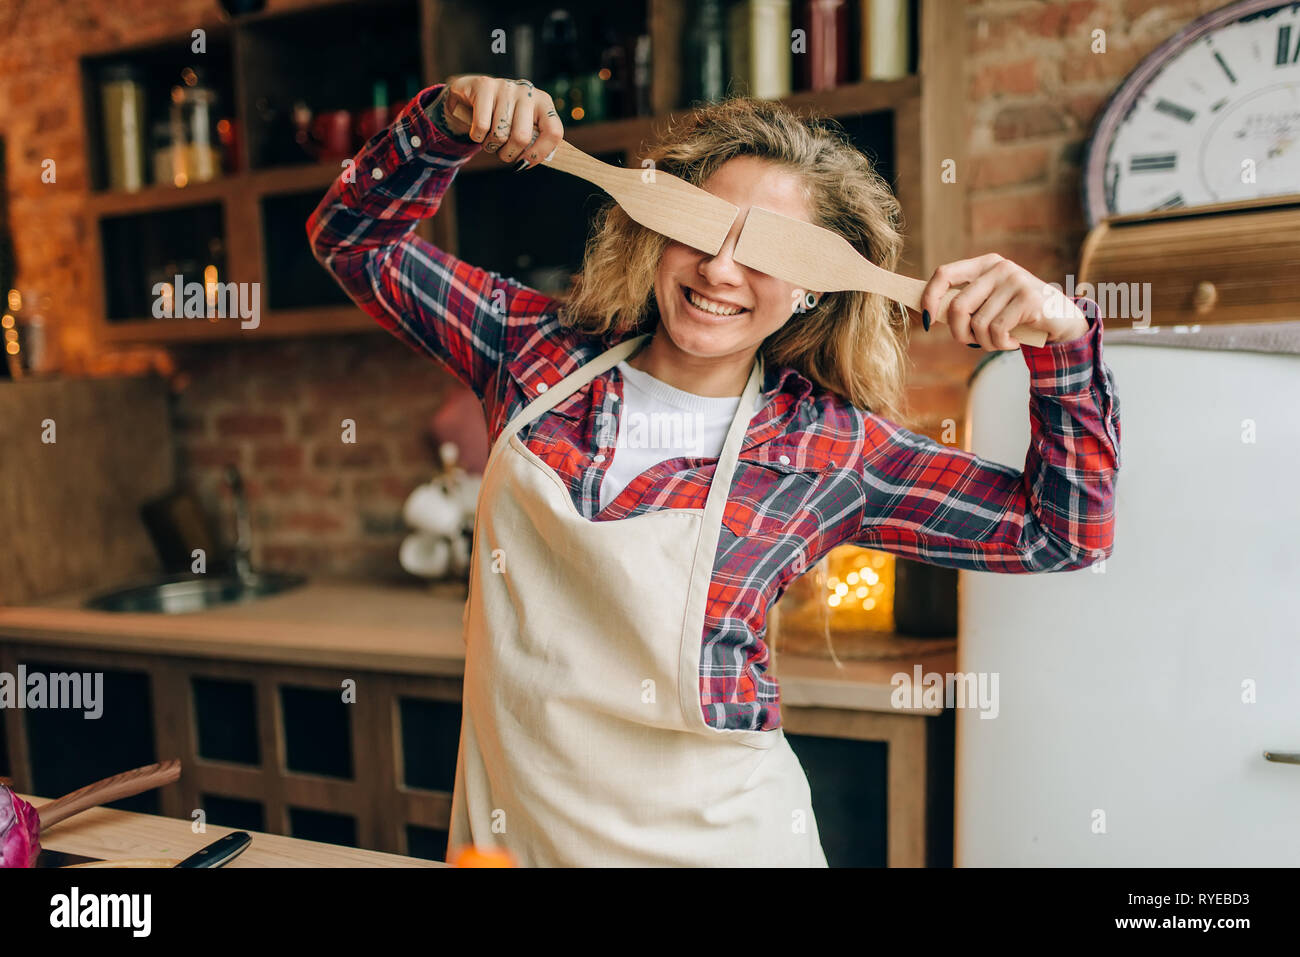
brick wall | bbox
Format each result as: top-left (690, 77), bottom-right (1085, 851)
top-left (166, 335), bottom-right (455, 579)
top-left (903, 0), bottom-right (1225, 440)
top-left (0, 0), bottom-right (1223, 579)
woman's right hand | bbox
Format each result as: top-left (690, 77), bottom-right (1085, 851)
top-left (441, 75), bottom-right (564, 170)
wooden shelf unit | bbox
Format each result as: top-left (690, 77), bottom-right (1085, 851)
top-left (79, 0), bottom-right (965, 346)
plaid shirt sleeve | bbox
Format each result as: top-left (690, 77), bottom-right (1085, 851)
top-left (305, 83), bottom-right (558, 402)
top-left (851, 300), bottom-right (1121, 572)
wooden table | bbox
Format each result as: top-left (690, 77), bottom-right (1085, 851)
top-left (20, 793), bottom-right (442, 867)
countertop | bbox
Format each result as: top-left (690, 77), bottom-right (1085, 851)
top-left (0, 579), bottom-right (956, 715)
top-left (19, 793), bottom-right (440, 867)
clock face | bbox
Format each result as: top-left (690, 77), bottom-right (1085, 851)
top-left (1084, 0), bottom-right (1300, 226)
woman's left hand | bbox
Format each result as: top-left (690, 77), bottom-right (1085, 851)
top-left (920, 253), bottom-right (1090, 350)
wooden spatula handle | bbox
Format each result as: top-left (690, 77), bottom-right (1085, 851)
top-left (37, 759), bottom-right (181, 831)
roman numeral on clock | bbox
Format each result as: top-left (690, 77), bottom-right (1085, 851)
top-left (1152, 193), bottom-right (1185, 211)
top-left (1154, 98), bottom-right (1196, 123)
top-left (1129, 153), bottom-right (1178, 173)
top-left (1278, 25), bottom-right (1300, 66)
top-left (1213, 50), bottom-right (1237, 84)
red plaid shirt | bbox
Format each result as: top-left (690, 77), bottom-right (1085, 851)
top-left (308, 83), bottom-right (1121, 732)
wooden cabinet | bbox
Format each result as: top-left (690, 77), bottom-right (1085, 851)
top-left (77, 0), bottom-right (965, 346)
top-left (0, 640), bottom-right (464, 858)
top-left (0, 633), bottom-right (952, 865)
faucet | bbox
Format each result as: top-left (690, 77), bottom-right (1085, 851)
top-left (225, 464), bottom-right (256, 583)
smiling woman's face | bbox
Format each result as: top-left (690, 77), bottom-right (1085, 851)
top-left (652, 155), bottom-right (815, 363)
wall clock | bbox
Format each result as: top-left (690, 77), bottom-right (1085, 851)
top-left (1083, 0), bottom-right (1300, 227)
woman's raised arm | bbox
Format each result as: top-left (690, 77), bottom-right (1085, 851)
top-left (849, 301), bottom-right (1121, 572)
top-left (305, 77), bottom-right (564, 403)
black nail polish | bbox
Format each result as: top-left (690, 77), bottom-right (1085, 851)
top-left (968, 343), bottom-right (981, 349)
top-left (514, 159), bottom-right (528, 172)
top-left (922, 310), bottom-right (930, 332)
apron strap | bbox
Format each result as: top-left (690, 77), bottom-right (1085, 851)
top-left (488, 333), bottom-right (651, 474)
top-left (676, 350), bottom-right (764, 727)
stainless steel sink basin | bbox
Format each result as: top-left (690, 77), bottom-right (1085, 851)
top-left (84, 572), bottom-right (306, 614)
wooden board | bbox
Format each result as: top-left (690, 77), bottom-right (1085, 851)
top-left (1079, 199), bottom-right (1300, 328)
top-left (0, 375), bottom-right (172, 604)
top-left (20, 793), bottom-right (442, 867)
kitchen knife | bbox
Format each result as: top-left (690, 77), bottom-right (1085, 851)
top-left (733, 206), bottom-right (1049, 347)
top-left (449, 101), bottom-right (739, 256)
top-left (174, 831), bottom-right (251, 868)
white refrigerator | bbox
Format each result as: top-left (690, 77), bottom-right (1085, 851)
top-left (955, 323), bottom-right (1300, 865)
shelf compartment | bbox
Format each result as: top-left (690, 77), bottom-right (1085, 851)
top-left (23, 662), bottom-right (159, 815)
top-left (451, 148), bottom-right (625, 296)
top-left (237, 0), bottom-right (423, 172)
top-left (280, 684), bottom-right (354, 779)
top-left (261, 190), bottom-right (354, 311)
top-left (405, 823), bottom-right (449, 861)
top-left (99, 201), bottom-right (228, 323)
top-left (200, 792), bottom-right (266, 832)
top-left (397, 696), bottom-right (461, 793)
top-left (193, 676), bottom-right (260, 766)
top-left (81, 29), bottom-right (237, 193)
top-left (288, 805), bottom-right (358, 847)
top-left (433, 0), bottom-right (650, 125)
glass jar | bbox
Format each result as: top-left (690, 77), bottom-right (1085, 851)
top-left (3, 289), bottom-right (59, 378)
top-left (168, 68), bottom-right (222, 187)
top-left (100, 63), bottom-right (147, 191)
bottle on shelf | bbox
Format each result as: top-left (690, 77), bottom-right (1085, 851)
top-left (357, 78), bottom-right (390, 145)
top-left (682, 0), bottom-right (728, 106)
top-left (861, 0), bottom-right (911, 81)
top-left (512, 23), bottom-right (536, 84)
top-left (632, 34), bottom-right (653, 116)
top-left (593, 23), bottom-right (629, 120)
top-left (540, 9), bottom-right (581, 124)
top-left (793, 0), bottom-right (850, 92)
top-left (168, 66), bottom-right (222, 187)
top-left (99, 63), bottom-right (148, 191)
top-left (0, 137), bottom-right (14, 380)
top-left (389, 74), bottom-right (422, 125)
top-left (729, 0), bottom-right (792, 100)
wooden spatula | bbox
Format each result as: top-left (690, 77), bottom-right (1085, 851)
top-left (37, 759), bottom-right (181, 831)
top-left (449, 101), bottom-right (739, 255)
top-left (734, 206), bottom-right (1048, 347)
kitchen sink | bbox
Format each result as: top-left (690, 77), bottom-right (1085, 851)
top-left (84, 572), bottom-right (306, 614)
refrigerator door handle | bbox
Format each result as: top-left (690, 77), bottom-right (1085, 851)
top-left (1262, 751), bottom-right (1300, 764)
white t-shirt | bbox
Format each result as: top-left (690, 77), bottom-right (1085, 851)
top-left (598, 360), bottom-right (761, 511)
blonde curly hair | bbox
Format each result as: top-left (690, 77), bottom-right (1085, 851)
top-left (558, 94), bottom-right (915, 426)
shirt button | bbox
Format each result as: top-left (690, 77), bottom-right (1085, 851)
top-left (779, 454), bottom-right (791, 465)
top-left (409, 135), bottom-right (422, 148)
top-left (593, 453), bottom-right (606, 463)
top-left (371, 168), bottom-right (384, 180)
top-left (536, 382), bottom-right (548, 393)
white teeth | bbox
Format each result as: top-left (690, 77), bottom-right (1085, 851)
top-left (685, 288), bottom-right (744, 316)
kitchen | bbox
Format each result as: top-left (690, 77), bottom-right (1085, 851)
top-left (1, 0), bottom-right (1297, 912)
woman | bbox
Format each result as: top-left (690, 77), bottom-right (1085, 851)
top-left (308, 75), bottom-right (1120, 867)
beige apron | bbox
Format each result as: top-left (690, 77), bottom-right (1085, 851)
top-left (448, 332), bottom-right (828, 867)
